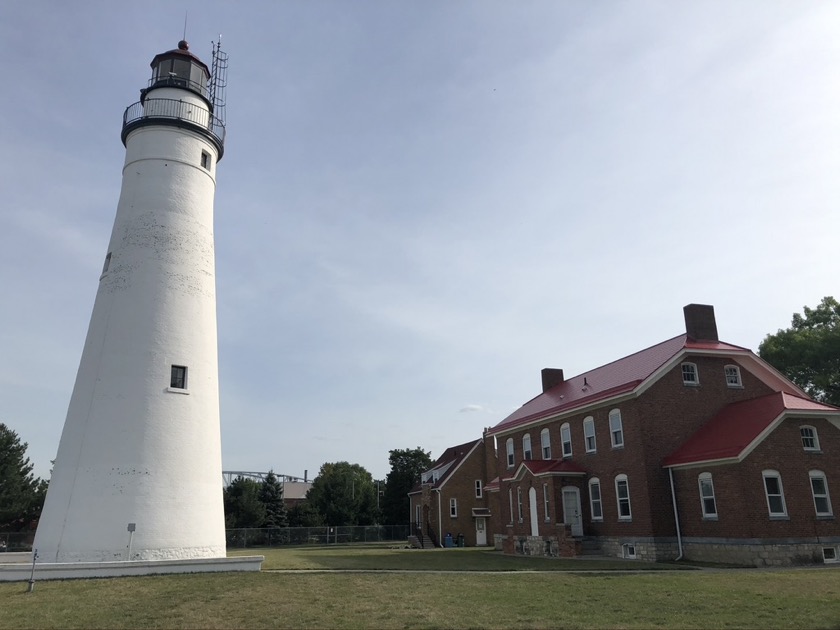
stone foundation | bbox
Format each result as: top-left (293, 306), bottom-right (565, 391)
top-left (680, 537), bottom-right (840, 567)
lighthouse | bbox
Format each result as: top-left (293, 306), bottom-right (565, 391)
top-left (34, 41), bottom-right (231, 564)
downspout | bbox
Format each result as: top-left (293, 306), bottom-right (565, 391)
top-left (669, 467), bottom-right (684, 561)
top-left (437, 489), bottom-right (443, 548)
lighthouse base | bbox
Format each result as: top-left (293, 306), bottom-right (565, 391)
top-left (0, 555), bottom-right (263, 582)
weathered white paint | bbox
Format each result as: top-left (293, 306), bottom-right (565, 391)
top-left (33, 68), bottom-right (227, 564)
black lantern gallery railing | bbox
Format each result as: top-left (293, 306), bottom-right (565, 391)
top-left (121, 98), bottom-right (226, 156)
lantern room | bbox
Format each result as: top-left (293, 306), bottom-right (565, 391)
top-left (147, 40), bottom-right (211, 101)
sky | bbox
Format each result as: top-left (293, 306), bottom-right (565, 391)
top-left (1, 1), bottom-right (838, 483)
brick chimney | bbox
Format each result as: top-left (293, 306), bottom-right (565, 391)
top-left (541, 368), bottom-right (565, 392)
top-left (683, 304), bottom-right (718, 341)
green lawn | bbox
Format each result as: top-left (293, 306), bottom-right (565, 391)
top-left (233, 544), bottom-right (696, 571)
top-left (1, 545), bottom-right (839, 629)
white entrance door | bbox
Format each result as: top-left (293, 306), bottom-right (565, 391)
top-left (562, 487), bottom-right (583, 537)
top-left (528, 487), bottom-right (539, 537)
top-left (475, 517), bottom-right (487, 546)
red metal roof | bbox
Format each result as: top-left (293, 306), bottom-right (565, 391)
top-left (408, 439), bottom-right (481, 494)
top-left (663, 392), bottom-right (840, 468)
top-left (504, 458), bottom-right (588, 481)
top-left (488, 334), bottom-right (751, 435)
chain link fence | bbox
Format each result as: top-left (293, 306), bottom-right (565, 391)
top-left (226, 525), bottom-right (411, 548)
top-left (0, 526), bottom-right (411, 554)
top-left (0, 532), bottom-right (33, 552)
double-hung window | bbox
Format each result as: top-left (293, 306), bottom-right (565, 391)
top-left (763, 470), bottom-right (787, 518)
top-left (506, 438), bottom-right (514, 468)
top-left (609, 409), bottom-right (624, 448)
top-left (589, 478), bottom-right (603, 521)
top-left (475, 480), bottom-right (483, 498)
top-left (615, 474), bottom-right (632, 520)
top-left (540, 428), bottom-right (551, 459)
top-left (523, 434), bottom-right (532, 460)
top-left (698, 472), bottom-right (717, 519)
top-left (543, 483), bottom-right (551, 522)
top-left (801, 426), bottom-right (820, 451)
top-left (560, 423), bottom-right (572, 458)
top-left (724, 365), bottom-right (742, 387)
top-left (583, 416), bottom-right (596, 453)
top-left (682, 362), bottom-right (699, 385)
top-left (449, 498), bottom-right (457, 518)
top-left (810, 470), bottom-right (833, 517)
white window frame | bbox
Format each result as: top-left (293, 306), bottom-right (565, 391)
top-left (540, 428), bottom-right (551, 460)
top-left (475, 479), bottom-right (483, 498)
top-left (450, 497), bottom-right (457, 518)
top-left (698, 472), bottom-right (718, 519)
top-left (682, 362), bottom-right (699, 386)
top-left (589, 478), bottom-right (603, 521)
top-left (506, 438), bottom-right (514, 468)
top-left (543, 483), bottom-right (551, 522)
top-left (615, 474), bottom-right (632, 521)
top-left (622, 543), bottom-right (636, 559)
top-left (724, 364), bottom-right (742, 387)
top-left (800, 426), bottom-right (820, 452)
top-left (508, 488), bottom-right (514, 524)
top-left (823, 547), bottom-right (839, 564)
top-left (762, 470), bottom-right (788, 518)
top-left (517, 487), bottom-right (523, 523)
top-left (523, 433), bottom-right (532, 461)
top-left (810, 470), bottom-right (833, 517)
top-left (583, 416), bottom-right (596, 453)
top-left (609, 409), bottom-right (624, 448)
top-left (560, 423), bottom-right (572, 458)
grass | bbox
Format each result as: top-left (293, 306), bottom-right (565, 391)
top-left (1, 545), bottom-right (839, 629)
top-left (232, 543), bottom-right (696, 571)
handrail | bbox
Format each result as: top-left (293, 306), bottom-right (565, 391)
top-left (122, 98), bottom-right (225, 150)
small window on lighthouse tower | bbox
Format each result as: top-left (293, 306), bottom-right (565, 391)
top-left (201, 151), bottom-right (211, 170)
top-left (170, 365), bottom-right (188, 390)
top-left (101, 252), bottom-right (112, 275)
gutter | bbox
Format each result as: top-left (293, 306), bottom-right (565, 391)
top-left (669, 468), bottom-right (683, 561)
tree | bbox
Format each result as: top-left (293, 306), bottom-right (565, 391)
top-left (259, 471), bottom-right (289, 529)
top-left (223, 477), bottom-right (266, 529)
top-left (0, 424), bottom-right (47, 531)
top-left (759, 296), bottom-right (840, 406)
top-left (287, 501), bottom-right (324, 527)
top-left (306, 461), bottom-right (379, 526)
top-left (380, 447), bottom-right (433, 526)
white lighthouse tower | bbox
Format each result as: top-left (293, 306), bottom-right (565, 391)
top-left (34, 40), bottom-right (236, 566)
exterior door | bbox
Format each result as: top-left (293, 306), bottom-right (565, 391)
top-left (475, 517), bottom-right (487, 546)
top-left (528, 487), bottom-right (539, 536)
top-left (562, 487), bottom-right (583, 537)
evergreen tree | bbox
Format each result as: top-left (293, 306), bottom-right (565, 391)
top-left (380, 447), bottom-right (433, 526)
top-left (223, 477), bottom-right (266, 529)
top-left (0, 423), bottom-right (47, 531)
top-left (259, 470), bottom-right (289, 528)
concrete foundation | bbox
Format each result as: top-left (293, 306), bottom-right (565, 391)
top-left (0, 555), bottom-right (263, 582)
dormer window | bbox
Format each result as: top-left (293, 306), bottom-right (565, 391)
top-left (724, 365), bottom-right (742, 388)
top-left (682, 362), bottom-right (699, 386)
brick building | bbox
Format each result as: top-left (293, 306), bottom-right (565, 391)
top-left (413, 304), bottom-right (840, 566)
top-left (408, 439), bottom-right (490, 548)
